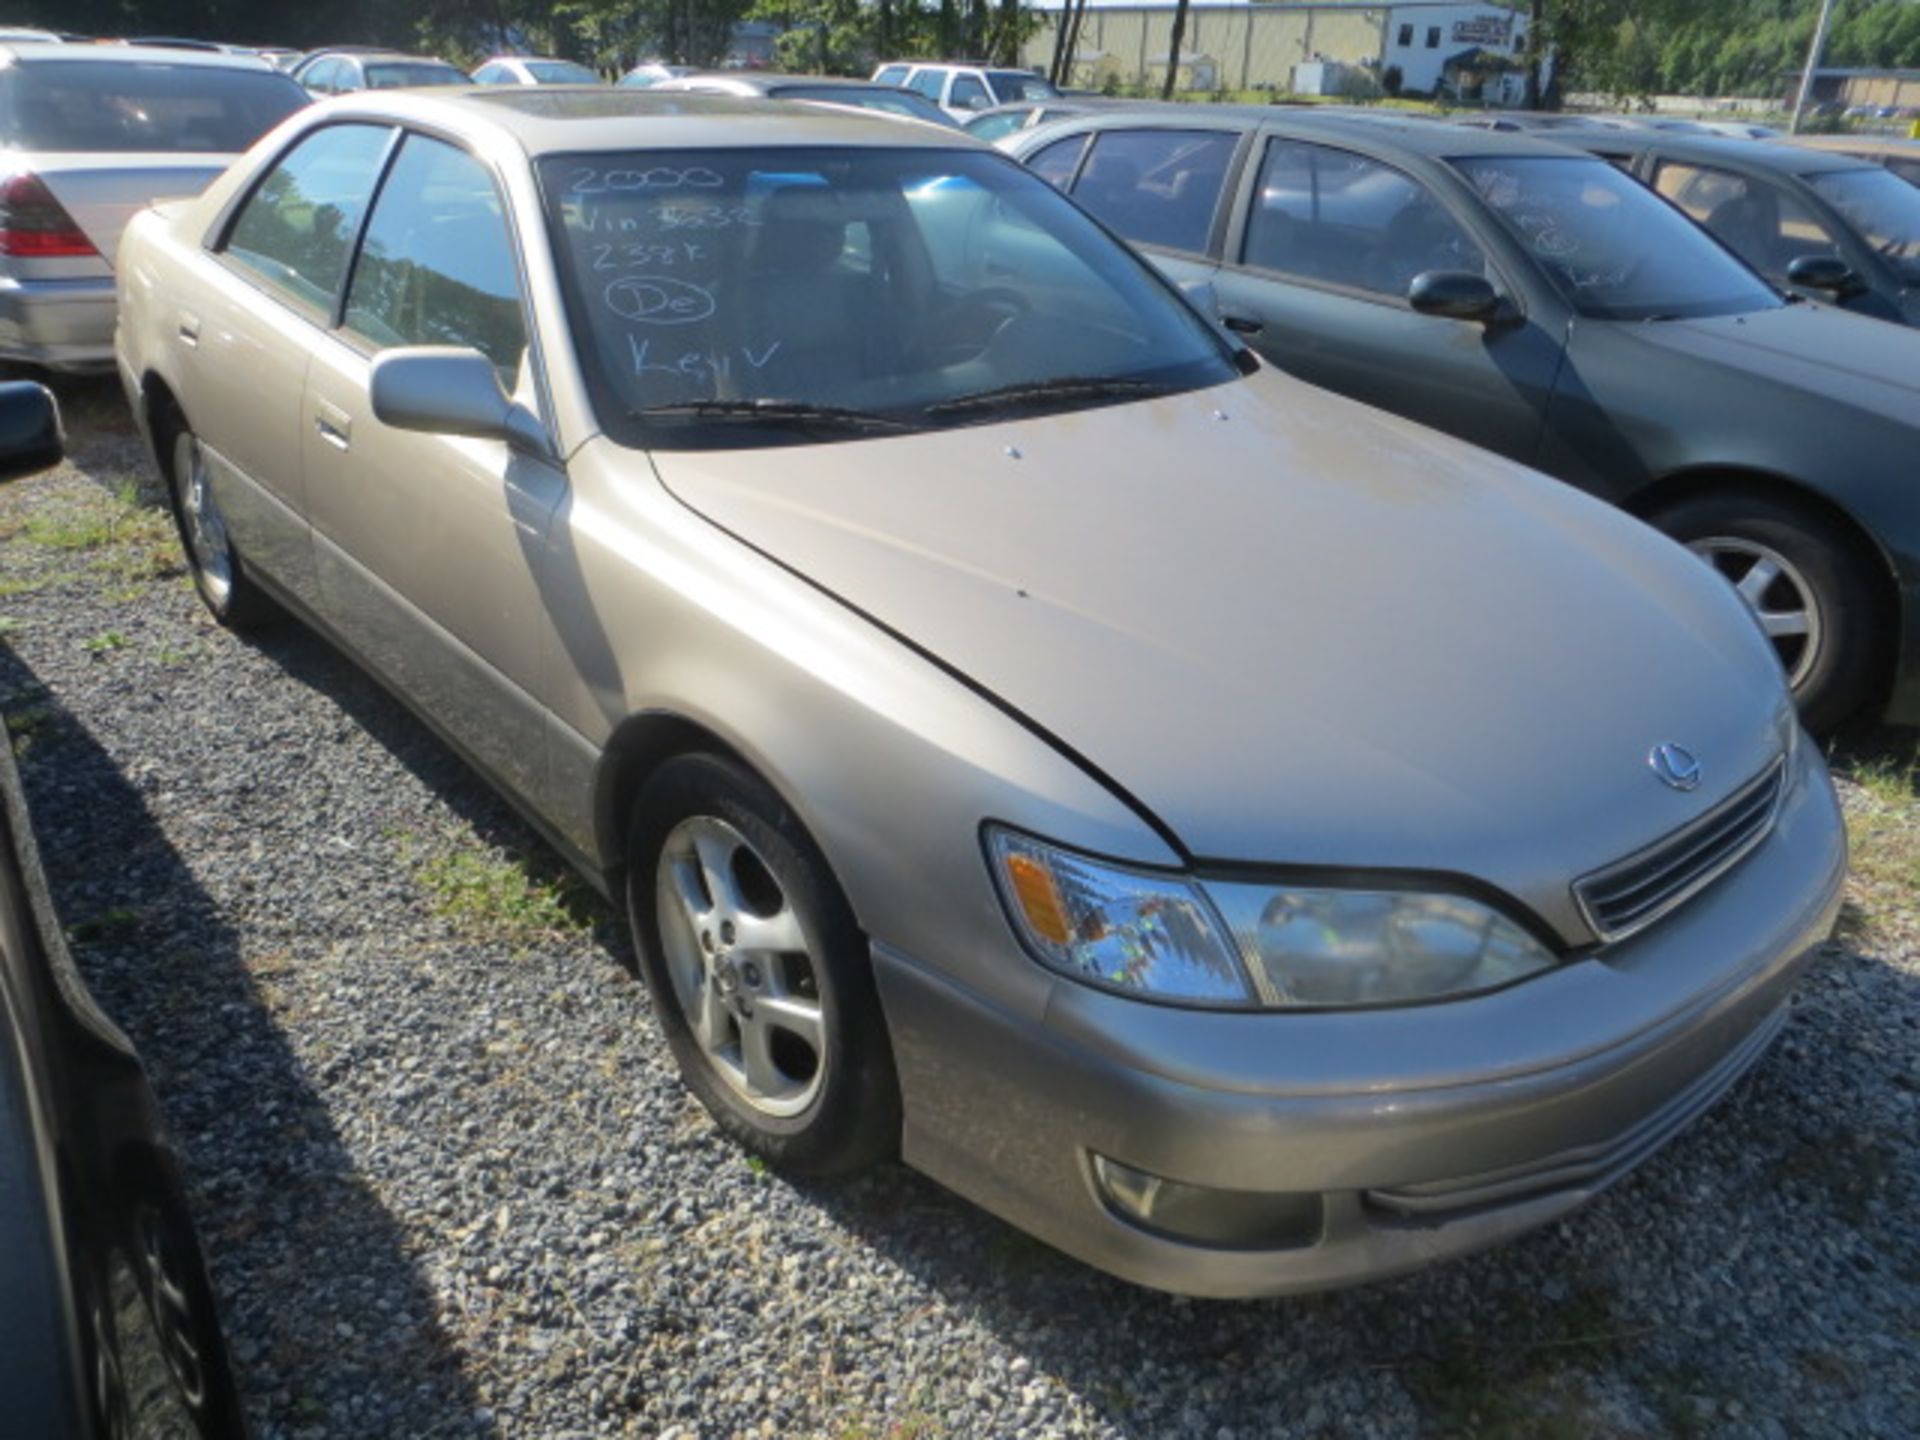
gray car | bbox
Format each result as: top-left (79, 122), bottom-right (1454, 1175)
top-left (1009, 108), bottom-right (1920, 735)
top-left (1556, 130), bottom-right (1920, 328)
top-left (114, 89), bottom-right (1843, 1297)
top-left (0, 43), bottom-right (307, 371)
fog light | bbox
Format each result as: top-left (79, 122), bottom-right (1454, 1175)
top-left (1090, 1154), bottom-right (1323, 1249)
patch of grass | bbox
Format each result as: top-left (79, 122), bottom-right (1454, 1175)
top-left (81, 630), bottom-right (128, 653)
top-left (1403, 1284), bottom-right (1637, 1439)
top-left (0, 616), bottom-right (24, 636)
top-left (22, 489), bottom-right (174, 555)
top-left (835, 1413), bottom-right (946, 1440)
top-left (401, 833), bottom-right (596, 950)
top-left (155, 642), bottom-right (196, 666)
top-left (0, 575), bottom-right (51, 597)
top-left (5, 704), bottom-right (57, 755)
top-left (66, 906), bottom-right (143, 944)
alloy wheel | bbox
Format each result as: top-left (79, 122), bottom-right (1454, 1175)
top-left (1687, 535), bottom-right (1822, 689)
top-left (172, 432), bottom-right (234, 607)
top-left (654, 815), bottom-right (827, 1118)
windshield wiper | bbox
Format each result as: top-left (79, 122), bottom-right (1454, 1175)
top-left (632, 398), bottom-right (914, 433)
top-left (923, 375), bottom-right (1174, 420)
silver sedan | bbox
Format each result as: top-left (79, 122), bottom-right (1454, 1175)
top-left (114, 89), bottom-right (1845, 1297)
top-left (0, 42), bottom-right (307, 371)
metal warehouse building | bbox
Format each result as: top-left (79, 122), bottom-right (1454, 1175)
top-left (1023, 1), bottom-right (1531, 101)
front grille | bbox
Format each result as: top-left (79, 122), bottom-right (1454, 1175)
top-left (1574, 757), bottom-right (1787, 943)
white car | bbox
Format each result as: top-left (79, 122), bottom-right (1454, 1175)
top-left (869, 60), bottom-right (1058, 119)
top-left (471, 55), bottom-right (600, 86)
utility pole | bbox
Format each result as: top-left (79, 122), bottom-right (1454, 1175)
top-left (1789, 0), bottom-right (1840, 135)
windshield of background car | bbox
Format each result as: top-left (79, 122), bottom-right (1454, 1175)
top-left (527, 61), bottom-right (599, 83)
top-left (988, 71), bottom-right (1057, 102)
top-left (365, 62), bottom-right (468, 88)
top-left (538, 147), bottom-right (1239, 448)
top-left (1806, 167), bottom-right (1920, 282)
top-left (774, 86), bottom-right (956, 126)
top-left (1452, 155), bottom-right (1782, 320)
top-left (0, 61), bottom-right (307, 152)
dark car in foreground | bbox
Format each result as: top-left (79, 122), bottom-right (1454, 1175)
top-left (1010, 108), bottom-right (1920, 734)
top-left (1558, 130), bottom-right (1920, 327)
top-left (0, 381), bottom-right (243, 1435)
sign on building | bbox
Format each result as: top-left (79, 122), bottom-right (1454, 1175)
top-left (1451, 16), bottom-right (1514, 46)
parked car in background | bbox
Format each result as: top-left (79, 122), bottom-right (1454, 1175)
top-left (652, 72), bottom-right (957, 126)
top-left (0, 26), bottom-right (60, 42)
top-left (292, 49), bottom-right (467, 95)
top-left (616, 62), bottom-right (693, 88)
top-left (117, 87), bottom-right (1845, 1298)
top-left (0, 380), bottom-right (246, 1438)
top-left (1451, 111), bottom-right (1639, 133)
top-left (1557, 130), bottom-right (1920, 327)
top-left (1789, 134), bottom-right (1920, 189)
top-left (471, 55), bottom-right (600, 86)
top-left (964, 96), bottom-right (1125, 144)
top-left (869, 60), bottom-right (1057, 118)
top-left (1009, 108), bottom-right (1920, 732)
top-left (0, 41), bottom-right (307, 372)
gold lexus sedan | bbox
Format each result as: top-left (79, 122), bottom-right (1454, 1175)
top-left (114, 89), bottom-right (1845, 1297)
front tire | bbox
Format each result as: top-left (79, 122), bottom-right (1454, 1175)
top-left (1651, 491), bottom-right (1880, 736)
top-left (626, 753), bottom-right (900, 1177)
top-left (164, 423), bottom-right (276, 629)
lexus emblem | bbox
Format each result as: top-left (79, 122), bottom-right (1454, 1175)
top-left (1649, 743), bottom-right (1702, 792)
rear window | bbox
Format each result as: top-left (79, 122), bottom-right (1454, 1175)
top-left (525, 61), bottom-right (598, 84)
top-left (987, 71), bottom-right (1057, 103)
top-left (0, 60), bottom-right (307, 153)
top-left (364, 62), bottom-right (468, 89)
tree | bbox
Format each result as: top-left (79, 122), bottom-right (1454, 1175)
top-left (1161, 0), bottom-right (1189, 100)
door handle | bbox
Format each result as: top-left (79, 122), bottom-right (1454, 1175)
top-left (314, 400), bottom-right (351, 451)
top-left (177, 312), bottom-right (200, 347)
top-left (1222, 314), bottom-right (1263, 335)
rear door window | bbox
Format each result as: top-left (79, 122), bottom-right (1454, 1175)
top-left (222, 123), bottom-right (395, 317)
top-left (1241, 138), bottom-right (1488, 299)
top-left (342, 134), bottom-right (527, 381)
top-left (951, 75), bottom-right (991, 112)
top-left (873, 65), bottom-right (909, 87)
top-left (1067, 128), bottom-right (1237, 255)
top-left (905, 69), bottom-right (946, 101)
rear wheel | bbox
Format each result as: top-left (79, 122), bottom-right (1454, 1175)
top-left (1651, 490), bottom-right (1880, 735)
top-left (164, 422), bottom-right (276, 629)
top-left (626, 753), bottom-right (900, 1176)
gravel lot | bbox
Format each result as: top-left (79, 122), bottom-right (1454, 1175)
top-left (2, 378), bottom-right (1916, 1439)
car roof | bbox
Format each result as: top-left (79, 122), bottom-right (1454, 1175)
top-left (1023, 103), bottom-right (1591, 160)
top-left (0, 40), bottom-right (275, 70)
top-left (1555, 128), bottom-right (1882, 175)
top-left (674, 72), bottom-right (895, 91)
top-left (1790, 134), bottom-right (1920, 159)
top-left (346, 87), bottom-right (986, 154)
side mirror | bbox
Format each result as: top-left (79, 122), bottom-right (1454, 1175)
top-left (1407, 270), bottom-right (1503, 324)
top-left (370, 347), bottom-right (551, 460)
top-left (1785, 254), bottom-right (1863, 296)
top-left (0, 380), bottom-right (63, 483)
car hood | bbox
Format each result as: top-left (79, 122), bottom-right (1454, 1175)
top-left (1615, 301), bottom-right (1920, 422)
top-left (651, 373), bottom-right (1790, 941)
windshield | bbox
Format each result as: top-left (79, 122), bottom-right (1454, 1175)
top-left (988, 71), bottom-right (1057, 103)
top-left (366, 62), bottom-right (468, 88)
top-left (539, 147), bottom-right (1238, 448)
top-left (773, 86), bottom-right (957, 127)
top-left (1807, 167), bottom-right (1920, 283)
top-left (526, 61), bottom-right (599, 84)
top-left (0, 61), bottom-right (307, 152)
top-left (1453, 155), bottom-right (1781, 320)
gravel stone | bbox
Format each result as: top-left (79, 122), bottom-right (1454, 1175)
top-left (0, 383), bottom-right (1914, 1437)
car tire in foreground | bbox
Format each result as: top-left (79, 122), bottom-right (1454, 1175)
top-left (626, 753), bottom-right (900, 1177)
top-left (163, 420), bottom-right (278, 629)
top-left (1654, 490), bottom-right (1880, 737)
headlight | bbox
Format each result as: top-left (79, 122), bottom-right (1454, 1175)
top-left (985, 828), bottom-right (1255, 1004)
top-left (986, 827), bottom-right (1556, 1008)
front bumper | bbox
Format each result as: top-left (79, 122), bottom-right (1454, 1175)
top-left (874, 739), bottom-right (1846, 1297)
top-left (0, 274), bottom-right (116, 372)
